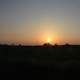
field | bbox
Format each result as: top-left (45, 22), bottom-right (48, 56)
top-left (0, 44), bottom-right (80, 78)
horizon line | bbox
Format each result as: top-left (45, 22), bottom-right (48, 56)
top-left (0, 43), bottom-right (80, 46)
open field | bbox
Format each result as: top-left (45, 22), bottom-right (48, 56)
top-left (0, 45), bottom-right (80, 79)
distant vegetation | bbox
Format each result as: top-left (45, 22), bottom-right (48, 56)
top-left (0, 44), bottom-right (80, 72)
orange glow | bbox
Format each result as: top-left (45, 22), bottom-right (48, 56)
top-left (39, 33), bottom-right (61, 45)
top-left (46, 37), bottom-right (51, 43)
top-left (39, 33), bottom-right (54, 45)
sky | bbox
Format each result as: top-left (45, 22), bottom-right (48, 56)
top-left (0, 0), bottom-right (80, 45)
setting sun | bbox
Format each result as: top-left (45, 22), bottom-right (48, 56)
top-left (46, 37), bottom-right (52, 43)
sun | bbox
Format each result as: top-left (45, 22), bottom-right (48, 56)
top-left (46, 37), bottom-right (51, 43)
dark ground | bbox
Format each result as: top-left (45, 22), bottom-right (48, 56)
top-left (0, 44), bottom-right (80, 79)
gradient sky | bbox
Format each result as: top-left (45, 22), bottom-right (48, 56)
top-left (0, 0), bottom-right (80, 45)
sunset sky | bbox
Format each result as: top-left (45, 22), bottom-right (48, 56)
top-left (0, 0), bottom-right (80, 45)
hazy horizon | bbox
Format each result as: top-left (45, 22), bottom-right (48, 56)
top-left (0, 0), bottom-right (80, 45)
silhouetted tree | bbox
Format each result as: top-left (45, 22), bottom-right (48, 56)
top-left (43, 43), bottom-right (52, 46)
top-left (65, 43), bottom-right (70, 46)
top-left (54, 43), bottom-right (58, 47)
